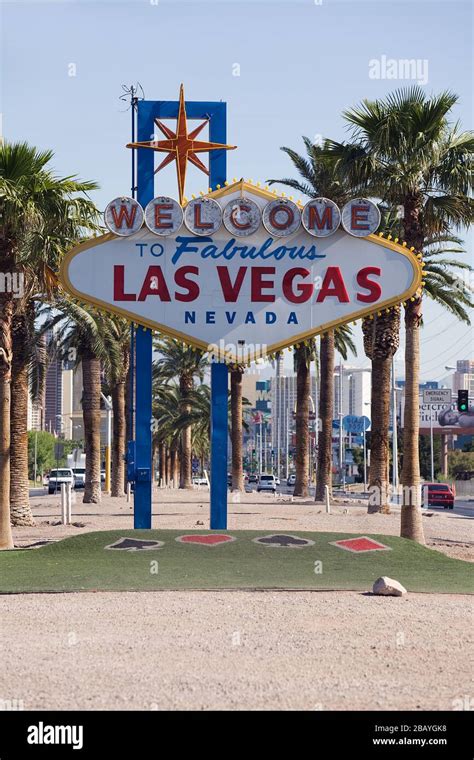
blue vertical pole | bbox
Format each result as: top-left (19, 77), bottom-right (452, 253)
top-left (210, 362), bottom-right (228, 529)
top-left (208, 104), bottom-right (228, 530)
top-left (134, 101), bottom-right (155, 529)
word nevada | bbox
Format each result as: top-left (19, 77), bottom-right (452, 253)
top-left (104, 194), bottom-right (381, 239)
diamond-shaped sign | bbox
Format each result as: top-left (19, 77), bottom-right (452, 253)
top-left (330, 536), bottom-right (392, 553)
top-left (60, 181), bottom-right (421, 363)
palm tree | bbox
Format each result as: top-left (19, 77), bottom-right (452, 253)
top-left (268, 142), bottom-right (356, 499)
top-left (292, 340), bottom-right (315, 497)
top-left (10, 301), bottom-right (45, 526)
top-left (102, 317), bottom-right (131, 497)
top-left (230, 364), bottom-right (245, 491)
top-left (154, 339), bottom-right (207, 488)
top-left (362, 308), bottom-right (400, 513)
top-left (0, 141), bottom-right (98, 548)
top-left (325, 88), bottom-right (473, 540)
top-left (41, 300), bottom-right (119, 503)
top-left (315, 332), bottom-right (334, 501)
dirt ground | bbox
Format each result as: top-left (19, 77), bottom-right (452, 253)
top-left (2, 488), bottom-right (472, 711)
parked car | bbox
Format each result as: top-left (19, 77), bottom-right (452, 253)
top-left (72, 467), bottom-right (86, 488)
top-left (422, 482), bottom-right (454, 509)
top-left (248, 474), bottom-right (258, 484)
top-left (192, 477), bottom-right (208, 486)
top-left (287, 473), bottom-right (296, 487)
top-left (47, 468), bottom-right (75, 495)
top-left (101, 470), bottom-right (106, 483)
top-left (257, 474), bottom-right (278, 493)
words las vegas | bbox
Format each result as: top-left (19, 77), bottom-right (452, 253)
top-left (104, 193), bottom-right (384, 325)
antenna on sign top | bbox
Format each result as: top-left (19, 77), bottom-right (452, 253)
top-left (119, 83), bottom-right (145, 198)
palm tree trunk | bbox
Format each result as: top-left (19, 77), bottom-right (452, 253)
top-left (294, 348), bottom-right (310, 497)
top-left (401, 306), bottom-right (425, 543)
top-left (315, 332), bottom-right (334, 501)
top-left (166, 445), bottom-right (171, 485)
top-left (0, 288), bottom-right (14, 549)
top-left (10, 310), bottom-right (35, 525)
top-left (400, 198), bottom-right (425, 543)
top-left (367, 356), bottom-right (391, 513)
top-left (82, 352), bottom-right (102, 503)
top-left (158, 442), bottom-right (165, 485)
top-left (170, 445), bottom-right (179, 487)
top-left (230, 367), bottom-right (244, 491)
top-left (124, 362), bottom-right (131, 493)
top-left (179, 376), bottom-right (193, 489)
top-left (111, 379), bottom-right (126, 497)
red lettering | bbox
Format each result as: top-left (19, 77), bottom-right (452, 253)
top-left (351, 204), bottom-right (370, 230)
top-left (174, 266), bottom-right (200, 302)
top-left (316, 267), bottom-right (349, 302)
top-left (282, 268), bottom-right (313, 303)
top-left (111, 204), bottom-right (137, 229)
top-left (194, 203), bottom-right (213, 229)
top-left (230, 204), bottom-right (251, 230)
top-left (308, 205), bottom-right (333, 230)
top-left (217, 267), bottom-right (247, 301)
top-left (138, 266), bottom-right (171, 302)
top-left (356, 266), bottom-right (381, 303)
top-left (251, 267), bottom-right (275, 302)
top-left (269, 205), bottom-right (294, 230)
top-left (154, 203), bottom-right (173, 229)
top-left (113, 265), bottom-right (136, 301)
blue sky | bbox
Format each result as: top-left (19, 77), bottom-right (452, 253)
top-left (2, 0), bottom-right (472, 381)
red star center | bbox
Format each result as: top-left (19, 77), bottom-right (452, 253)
top-left (126, 83), bottom-right (236, 204)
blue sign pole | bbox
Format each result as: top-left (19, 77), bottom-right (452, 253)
top-left (210, 361), bottom-right (228, 529)
top-left (133, 96), bottom-right (229, 529)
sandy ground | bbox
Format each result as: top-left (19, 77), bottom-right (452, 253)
top-left (2, 488), bottom-right (472, 711)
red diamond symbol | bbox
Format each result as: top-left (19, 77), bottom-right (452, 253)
top-left (176, 534), bottom-right (236, 546)
top-left (330, 536), bottom-right (392, 553)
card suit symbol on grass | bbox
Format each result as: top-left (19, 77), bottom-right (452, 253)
top-left (330, 537), bottom-right (392, 553)
top-left (253, 534), bottom-right (315, 548)
top-left (176, 534), bottom-right (236, 546)
top-left (105, 538), bottom-right (164, 551)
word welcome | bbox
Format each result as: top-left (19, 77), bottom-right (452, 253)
top-left (105, 195), bottom-right (381, 239)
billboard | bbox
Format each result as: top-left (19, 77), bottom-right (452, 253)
top-left (403, 396), bottom-right (474, 435)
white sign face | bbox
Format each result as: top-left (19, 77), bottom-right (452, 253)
top-left (61, 184), bottom-right (421, 362)
top-left (422, 389), bottom-right (452, 405)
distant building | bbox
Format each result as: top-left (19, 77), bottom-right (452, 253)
top-left (333, 365), bottom-right (371, 418)
top-left (452, 359), bottom-right (474, 395)
top-left (44, 328), bottom-right (63, 435)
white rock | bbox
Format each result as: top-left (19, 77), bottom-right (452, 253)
top-left (372, 576), bottom-right (407, 597)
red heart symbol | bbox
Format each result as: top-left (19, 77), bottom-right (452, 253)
top-left (177, 534), bottom-right (235, 546)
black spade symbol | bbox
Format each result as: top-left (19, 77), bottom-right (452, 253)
top-left (106, 538), bottom-right (162, 551)
top-left (258, 534), bottom-right (310, 547)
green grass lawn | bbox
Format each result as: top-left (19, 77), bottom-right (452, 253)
top-left (1, 530), bottom-right (472, 594)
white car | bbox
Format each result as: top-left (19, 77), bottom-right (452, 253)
top-left (193, 477), bottom-right (208, 486)
top-left (257, 474), bottom-right (278, 493)
top-left (48, 468), bottom-right (75, 494)
top-left (72, 467), bottom-right (86, 488)
top-left (287, 474), bottom-right (296, 487)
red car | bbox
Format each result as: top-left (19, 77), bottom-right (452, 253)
top-left (422, 482), bottom-right (455, 509)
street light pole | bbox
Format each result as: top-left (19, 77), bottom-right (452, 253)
top-left (430, 406), bottom-right (434, 481)
top-left (100, 392), bottom-right (112, 493)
